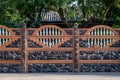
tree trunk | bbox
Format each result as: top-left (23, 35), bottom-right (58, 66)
top-left (103, 3), bottom-right (114, 19)
top-left (58, 8), bottom-right (70, 28)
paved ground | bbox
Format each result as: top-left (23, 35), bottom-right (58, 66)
top-left (0, 73), bottom-right (120, 80)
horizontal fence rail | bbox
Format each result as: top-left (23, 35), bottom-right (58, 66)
top-left (0, 24), bottom-right (120, 73)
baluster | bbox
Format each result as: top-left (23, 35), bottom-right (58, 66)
top-left (1, 28), bottom-right (3, 35)
top-left (58, 30), bottom-right (60, 35)
top-left (4, 38), bottom-right (6, 43)
top-left (95, 28), bottom-right (97, 36)
top-left (97, 28), bottom-right (99, 35)
top-left (104, 28), bottom-right (106, 35)
top-left (43, 29), bottom-right (45, 36)
top-left (52, 38), bottom-right (55, 46)
top-left (43, 38), bottom-right (45, 44)
top-left (49, 28), bottom-right (51, 35)
top-left (46, 38), bottom-right (49, 47)
top-left (99, 28), bottom-right (101, 35)
top-left (57, 38), bottom-right (59, 44)
top-left (48, 39), bottom-right (50, 47)
top-left (46, 28), bottom-right (48, 35)
top-left (55, 29), bottom-right (57, 35)
top-left (91, 30), bottom-right (93, 35)
top-left (100, 28), bottom-right (102, 35)
top-left (103, 38), bottom-right (105, 47)
top-left (106, 38), bottom-right (108, 45)
top-left (41, 29), bottom-right (43, 35)
top-left (3, 28), bottom-right (4, 35)
top-left (38, 31), bottom-right (40, 35)
top-left (54, 28), bottom-right (55, 35)
top-left (7, 30), bottom-right (9, 36)
top-left (6, 38), bottom-right (8, 43)
top-left (100, 38), bottom-right (102, 48)
top-left (94, 38), bottom-right (96, 45)
top-left (97, 38), bottom-right (100, 47)
top-left (109, 30), bottom-right (112, 35)
top-left (110, 38), bottom-right (112, 43)
top-left (54, 38), bottom-right (56, 45)
top-left (0, 28), bottom-right (1, 35)
top-left (48, 38), bottom-right (51, 48)
top-left (91, 38), bottom-right (93, 47)
top-left (5, 29), bottom-right (7, 35)
top-left (94, 29), bottom-right (96, 35)
top-left (51, 28), bottom-right (52, 35)
top-left (48, 38), bottom-right (50, 47)
top-left (0, 38), bottom-right (1, 46)
top-left (56, 38), bottom-right (58, 44)
top-left (52, 28), bottom-right (54, 35)
top-left (106, 28), bottom-right (108, 36)
top-left (58, 38), bottom-right (60, 43)
top-left (2, 38), bottom-right (5, 44)
top-left (1, 38), bottom-right (3, 45)
top-left (50, 38), bottom-right (52, 47)
top-left (45, 28), bottom-right (46, 35)
top-left (87, 38), bottom-right (90, 48)
top-left (90, 38), bottom-right (92, 47)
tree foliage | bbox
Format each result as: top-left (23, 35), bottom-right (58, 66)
top-left (0, 0), bottom-right (120, 28)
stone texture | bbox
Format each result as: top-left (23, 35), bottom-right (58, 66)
top-left (79, 30), bottom-right (87, 35)
top-left (80, 51), bottom-right (120, 60)
top-left (0, 51), bottom-right (20, 60)
top-left (111, 40), bottom-right (120, 47)
top-left (28, 64), bottom-right (72, 73)
top-left (12, 30), bottom-right (21, 35)
top-left (28, 30), bottom-right (35, 35)
top-left (65, 30), bottom-right (73, 35)
top-left (79, 39), bottom-right (88, 47)
top-left (28, 39), bottom-right (42, 48)
top-left (0, 64), bottom-right (20, 73)
top-left (59, 38), bottom-right (73, 47)
top-left (6, 39), bottom-right (21, 48)
top-left (80, 64), bottom-right (120, 72)
top-left (28, 51), bottom-right (72, 60)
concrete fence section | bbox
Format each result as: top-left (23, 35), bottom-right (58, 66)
top-left (0, 24), bottom-right (120, 73)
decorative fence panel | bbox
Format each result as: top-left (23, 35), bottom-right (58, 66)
top-left (78, 25), bottom-right (120, 72)
top-left (0, 24), bottom-right (120, 73)
top-left (0, 25), bottom-right (22, 73)
top-left (26, 25), bottom-right (74, 73)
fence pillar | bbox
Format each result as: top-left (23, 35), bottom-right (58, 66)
top-left (74, 23), bottom-right (79, 72)
top-left (21, 23), bottom-right (27, 73)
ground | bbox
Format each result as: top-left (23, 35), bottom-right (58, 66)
top-left (0, 73), bottom-right (120, 80)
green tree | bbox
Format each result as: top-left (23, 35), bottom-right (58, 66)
top-left (0, 0), bottom-right (119, 28)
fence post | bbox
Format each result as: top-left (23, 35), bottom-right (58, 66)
top-left (74, 23), bottom-right (79, 72)
top-left (21, 23), bottom-right (27, 73)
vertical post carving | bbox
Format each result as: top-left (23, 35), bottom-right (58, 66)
top-left (74, 23), bottom-right (78, 72)
top-left (21, 23), bottom-right (27, 73)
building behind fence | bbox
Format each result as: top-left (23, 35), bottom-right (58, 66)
top-left (0, 24), bottom-right (120, 73)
